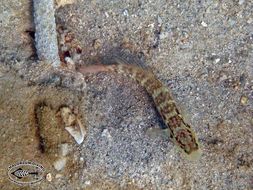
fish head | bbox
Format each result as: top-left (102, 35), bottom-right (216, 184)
top-left (174, 126), bottom-right (201, 160)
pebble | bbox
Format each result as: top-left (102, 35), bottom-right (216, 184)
top-left (240, 96), bottom-right (248, 105)
top-left (160, 32), bottom-right (169, 39)
top-left (101, 128), bottom-right (112, 141)
top-left (229, 19), bottom-right (236, 26)
top-left (93, 39), bottom-right (101, 49)
top-left (201, 21), bottom-right (208, 27)
top-left (214, 58), bottom-right (221, 63)
top-left (123, 9), bottom-right (129, 17)
top-left (157, 15), bottom-right (162, 25)
top-left (247, 18), bottom-right (253, 24)
top-left (65, 57), bottom-right (76, 70)
top-left (239, 0), bottom-right (245, 5)
top-left (55, 174), bottom-right (63, 178)
top-left (46, 173), bottom-right (52, 182)
top-left (105, 12), bottom-right (109, 18)
top-left (53, 157), bottom-right (67, 171)
top-left (59, 106), bottom-right (86, 145)
top-left (56, 0), bottom-right (75, 8)
top-left (60, 143), bottom-right (70, 157)
top-left (85, 180), bottom-right (91, 185)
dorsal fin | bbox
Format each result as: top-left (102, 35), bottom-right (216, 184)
top-left (109, 48), bottom-right (146, 67)
top-left (113, 55), bottom-right (146, 68)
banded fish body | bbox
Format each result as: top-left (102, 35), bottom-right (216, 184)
top-left (78, 62), bottom-right (201, 160)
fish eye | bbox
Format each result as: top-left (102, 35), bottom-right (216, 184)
top-left (183, 146), bottom-right (191, 154)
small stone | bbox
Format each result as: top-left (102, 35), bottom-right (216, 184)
top-left (148, 23), bottom-right (154, 28)
top-left (60, 107), bottom-right (76, 126)
top-left (60, 143), bottom-right (69, 157)
top-left (65, 57), bottom-right (76, 70)
top-left (214, 58), bottom-right (220, 63)
top-left (65, 118), bottom-right (86, 144)
top-left (92, 39), bottom-right (101, 49)
top-left (55, 174), bottom-right (63, 178)
top-left (105, 12), bottom-right (109, 17)
top-left (101, 128), bottom-right (112, 141)
top-left (53, 157), bottom-right (67, 171)
top-left (123, 9), bottom-right (129, 17)
top-left (238, 0), bottom-right (245, 5)
top-left (201, 21), bottom-right (208, 27)
top-left (160, 32), bottom-right (169, 39)
top-left (56, 0), bottom-right (75, 8)
top-left (59, 107), bottom-right (86, 144)
top-left (46, 173), bottom-right (52, 182)
top-left (229, 19), bottom-right (236, 26)
top-left (240, 96), bottom-right (248, 105)
top-left (247, 18), bottom-right (253, 24)
top-left (85, 180), bottom-right (91, 185)
top-left (157, 15), bottom-right (162, 25)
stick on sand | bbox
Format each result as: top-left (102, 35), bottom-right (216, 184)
top-left (33, 0), bottom-right (60, 67)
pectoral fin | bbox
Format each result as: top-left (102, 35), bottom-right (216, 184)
top-left (146, 127), bottom-right (171, 141)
